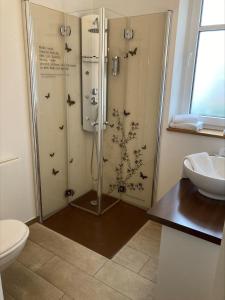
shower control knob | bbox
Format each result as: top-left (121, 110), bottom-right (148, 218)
top-left (91, 121), bottom-right (98, 127)
top-left (91, 88), bottom-right (98, 96)
top-left (90, 96), bottom-right (98, 105)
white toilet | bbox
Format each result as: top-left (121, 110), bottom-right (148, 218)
top-left (0, 220), bottom-right (29, 300)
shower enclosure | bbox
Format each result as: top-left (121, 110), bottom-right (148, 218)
top-left (23, 1), bottom-right (171, 220)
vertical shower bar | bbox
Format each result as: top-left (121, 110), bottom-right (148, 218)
top-left (22, 0), bottom-right (43, 222)
top-left (97, 8), bottom-right (105, 215)
top-left (150, 10), bottom-right (173, 208)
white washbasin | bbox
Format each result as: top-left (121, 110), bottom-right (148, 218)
top-left (184, 156), bottom-right (225, 200)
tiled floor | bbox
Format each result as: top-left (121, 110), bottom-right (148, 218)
top-left (2, 220), bottom-right (161, 300)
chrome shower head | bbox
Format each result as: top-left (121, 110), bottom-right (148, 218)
top-left (88, 17), bottom-right (99, 33)
top-left (88, 28), bottom-right (99, 33)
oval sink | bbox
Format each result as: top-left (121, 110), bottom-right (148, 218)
top-left (184, 156), bottom-right (225, 200)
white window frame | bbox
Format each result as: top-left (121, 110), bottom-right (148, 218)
top-left (181, 0), bottom-right (225, 130)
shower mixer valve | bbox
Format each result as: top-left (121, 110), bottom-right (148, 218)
top-left (91, 88), bottom-right (98, 95)
top-left (90, 88), bottom-right (98, 105)
top-left (90, 96), bottom-right (98, 105)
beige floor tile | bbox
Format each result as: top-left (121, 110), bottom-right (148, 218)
top-left (2, 261), bottom-right (63, 300)
top-left (127, 233), bottom-right (160, 258)
top-left (95, 261), bottom-right (154, 300)
top-left (17, 240), bottom-right (54, 272)
top-left (139, 258), bottom-right (158, 283)
top-left (37, 256), bottom-right (129, 300)
top-left (29, 223), bottom-right (107, 275)
top-left (138, 221), bottom-right (161, 242)
top-left (112, 246), bottom-right (149, 273)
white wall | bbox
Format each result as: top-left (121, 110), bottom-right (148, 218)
top-left (0, 0), bottom-right (36, 222)
top-left (93, 0), bottom-right (179, 15)
top-left (31, 0), bottom-right (93, 13)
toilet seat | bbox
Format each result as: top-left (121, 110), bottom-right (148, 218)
top-left (0, 220), bottom-right (29, 258)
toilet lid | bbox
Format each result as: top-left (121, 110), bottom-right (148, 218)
top-left (0, 220), bottom-right (29, 256)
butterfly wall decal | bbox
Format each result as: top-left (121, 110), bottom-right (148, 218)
top-left (129, 47), bottom-right (138, 56)
top-left (65, 43), bottom-right (72, 53)
top-left (67, 94), bottom-right (75, 106)
top-left (59, 125), bottom-right (64, 130)
top-left (142, 145), bottom-right (147, 150)
top-left (52, 168), bottom-right (59, 175)
top-left (49, 153), bottom-right (55, 157)
top-left (124, 110), bottom-right (131, 116)
top-left (69, 158), bottom-right (74, 164)
top-left (45, 93), bottom-right (50, 99)
top-left (140, 172), bottom-right (148, 180)
top-left (103, 157), bottom-right (108, 163)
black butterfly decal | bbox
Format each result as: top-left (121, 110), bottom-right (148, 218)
top-left (59, 125), bottom-right (64, 130)
top-left (85, 71), bottom-right (90, 75)
top-left (129, 47), bottom-right (138, 56)
top-left (140, 172), bottom-right (148, 180)
top-left (124, 53), bottom-right (129, 59)
top-left (124, 110), bottom-right (131, 116)
top-left (67, 94), bottom-right (75, 106)
top-left (109, 123), bottom-right (114, 128)
top-left (65, 43), bottom-right (72, 53)
top-left (103, 157), bottom-right (108, 163)
top-left (142, 145), bottom-right (147, 150)
top-left (45, 93), bottom-right (50, 99)
top-left (69, 158), bottom-right (74, 164)
top-left (52, 168), bottom-right (59, 175)
top-left (49, 153), bottom-right (55, 157)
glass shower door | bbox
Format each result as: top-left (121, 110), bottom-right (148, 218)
top-left (102, 11), bottom-right (168, 210)
top-left (65, 8), bottom-right (110, 215)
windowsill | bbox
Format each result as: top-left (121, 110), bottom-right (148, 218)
top-left (167, 127), bottom-right (225, 139)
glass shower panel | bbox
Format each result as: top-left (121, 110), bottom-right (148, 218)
top-left (103, 12), bottom-right (168, 209)
top-left (29, 3), bottom-right (69, 219)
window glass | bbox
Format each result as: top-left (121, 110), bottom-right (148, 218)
top-left (201, 0), bottom-right (225, 26)
top-left (191, 30), bottom-right (225, 118)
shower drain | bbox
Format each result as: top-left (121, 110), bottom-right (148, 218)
top-left (90, 200), bottom-right (98, 206)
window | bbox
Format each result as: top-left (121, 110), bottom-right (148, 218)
top-left (186, 0), bottom-right (225, 128)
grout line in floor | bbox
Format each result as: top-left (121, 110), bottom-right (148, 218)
top-left (93, 270), bottom-right (133, 300)
top-left (138, 257), bottom-right (151, 275)
top-left (28, 236), bottom-right (107, 277)
top-left (14, 260), bottom-right (64, 298)
top-left (93, 258), bottom-right (109, 276)
top-left (109, 259), bottom-right (154, 283)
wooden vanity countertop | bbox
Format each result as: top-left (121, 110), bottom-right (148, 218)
top-left (148, 179), bottom-right (225, 245)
